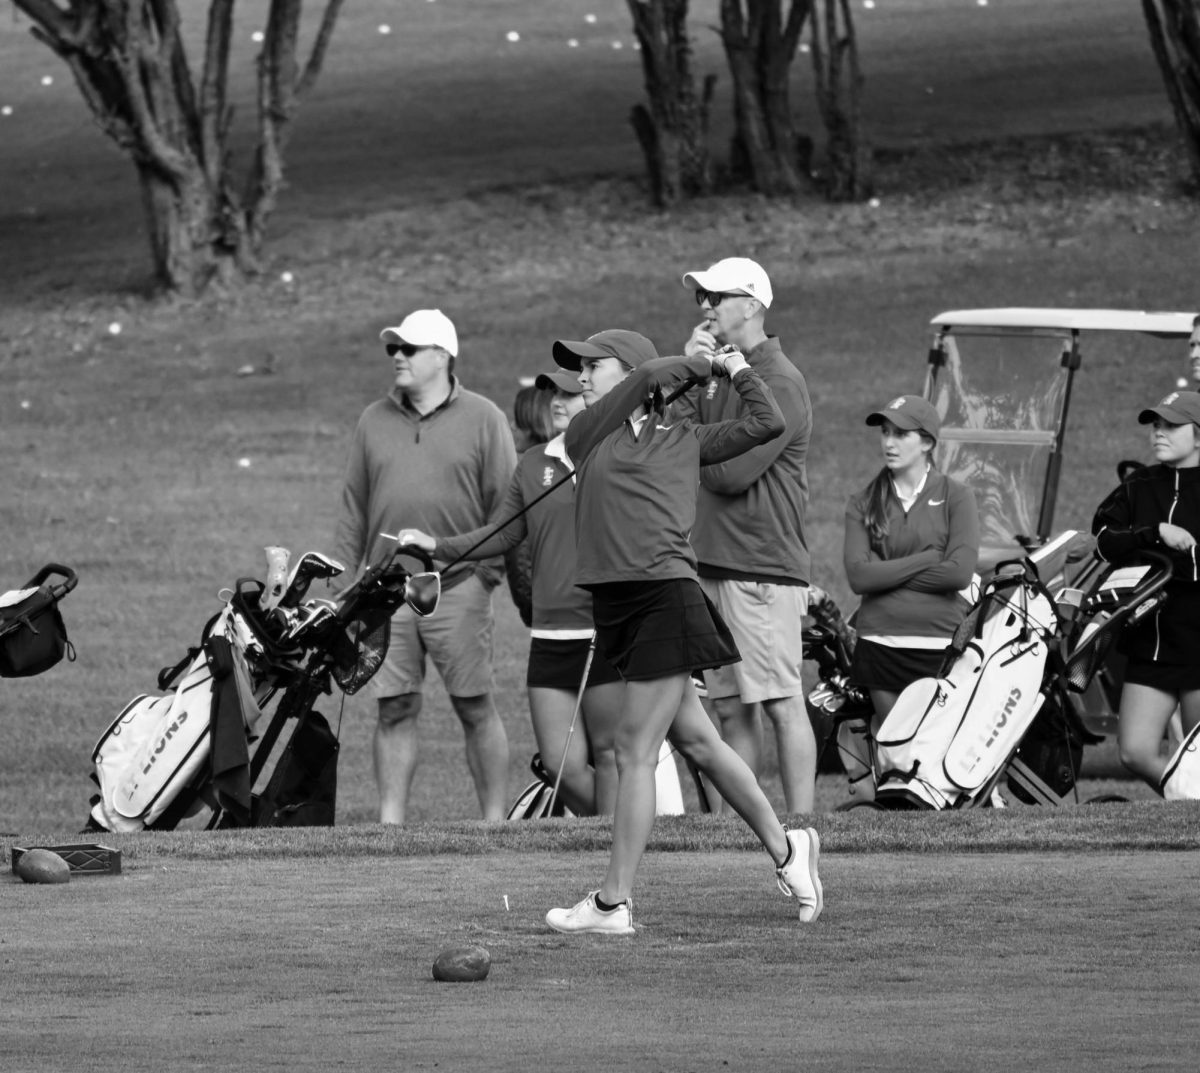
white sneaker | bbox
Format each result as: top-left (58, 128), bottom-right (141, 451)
top-left (776, 827), bottom-right (823, 923)
top-left (546, 891), bottom-right (635, 936)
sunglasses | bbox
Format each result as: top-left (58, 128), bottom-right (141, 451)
top-left (386, 342), bottom-right (426, 358)
top-left (694, 289), bottom-right (749, 308)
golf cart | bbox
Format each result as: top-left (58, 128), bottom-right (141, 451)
top-left (923, 307), bottom-right (1195, 738)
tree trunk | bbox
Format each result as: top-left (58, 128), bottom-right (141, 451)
top-left (719, 1), bottom-right (812, 195)
top-left (14, 0), bottom-right (343, 296)
top-left (810, 0), bottom-right (872, 201)
top-left (627, 0), bottom-right (714, 205)
top-left (1143, 0), bottom-right (1200, 186)
top-left (136, 161), bottom-right (248, 295)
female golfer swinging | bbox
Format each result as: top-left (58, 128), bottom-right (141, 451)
top-left (541, 328), bottom-right (823, 935)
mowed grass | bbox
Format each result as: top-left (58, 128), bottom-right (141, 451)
top-left (4, 842), bottom-right (1198, 1072)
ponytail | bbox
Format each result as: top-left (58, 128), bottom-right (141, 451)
top-left (862, 468), bottom-right (895, 545)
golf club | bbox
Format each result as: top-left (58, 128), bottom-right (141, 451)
top-left (546, 632), bottom-right (595, 816)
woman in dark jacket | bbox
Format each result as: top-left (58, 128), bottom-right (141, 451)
top-left (542, 329), bottom-right (822, 936)
top-left (1092, 390), bottom-right (1200, 791)
top-left (843, 395), bottom-right (980, 732)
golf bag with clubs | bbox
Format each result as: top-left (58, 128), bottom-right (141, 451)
top-left (872, 557), bottom-right (1069, 809)
top-left (87, 542), bottom-right (441, 832)
top-left (872, 544), bottom-right (1174, 810)
top-left (802, 589), bottom-right (875, 784)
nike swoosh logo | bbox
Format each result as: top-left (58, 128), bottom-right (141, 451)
top-left (928, 498), bottom-right (945, 506)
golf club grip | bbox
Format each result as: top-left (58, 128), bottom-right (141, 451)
top-left (663, 373), bottom-right (709, 405)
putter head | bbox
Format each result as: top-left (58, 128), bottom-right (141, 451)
top-left (403, 571), bottom-right (441, 618)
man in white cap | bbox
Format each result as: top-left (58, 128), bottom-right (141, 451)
top-left (333, 308), bottom-right (517, 824)
top-left (676, 257), bottom-right (818, 814)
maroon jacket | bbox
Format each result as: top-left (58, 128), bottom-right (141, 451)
top-left (844, 470), bottom-right (980, 640)
top-left (566, 356), bottom-right (785, 587)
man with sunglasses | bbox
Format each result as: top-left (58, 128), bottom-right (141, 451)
top-left (333, 308), bottom-right (517, 824)
top-left (676, 257), bottom-right (817, 815)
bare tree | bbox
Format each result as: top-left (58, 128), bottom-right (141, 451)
top-left (718, 1), bottom-right (813, 195)
top-left (13, 1), bottom-right (344, 296)
top-left (1143, 0), bottom-right (1200, 186)
top-left (810, 0), bottom-right (872, 200)
top-left (627, 0), bottom-right (715, 206)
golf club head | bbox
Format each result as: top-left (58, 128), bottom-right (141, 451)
top-left (280, 551), bottom-right (345, 609)
top-left (259, 545), bottom-right (292, 614)
top-left (286, 598), bottom-right (338, 641)
top-left (404, 572), bottom-right (441, 618)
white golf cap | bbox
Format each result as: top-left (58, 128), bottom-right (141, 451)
top-left (681, 257), bottom-right (773, 309)
top-left (380, 308), bottom-right (459, 357)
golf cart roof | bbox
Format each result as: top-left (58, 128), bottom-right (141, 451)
top-left (930, 308), bottom-right (1196, 337)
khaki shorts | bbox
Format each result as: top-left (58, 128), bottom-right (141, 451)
top-left (372, 572), bottom-right (496, 699)
top-left (699, 578), bottom-right (807, 704)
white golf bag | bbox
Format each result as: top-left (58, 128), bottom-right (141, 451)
top-left (89, 603), bottom-right (267, 832)
top-left (873, 560), bottom-right (1061, 810)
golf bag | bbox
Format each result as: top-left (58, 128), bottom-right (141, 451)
top-left (803, 589), bottom-right (873, 780)
top-left (1161, 722), bottom-right (1200, 800)
top-left (87, 542), bottom-right (440, 832)
top-left (89, 603), bottom-right (268, 832)
top-left (0, 563), bottom-right (77, 678)
top-left (505, 741), bottom-right (685, 819)
top-left (873, 559), bottom-right (1064, 810)
top-left (507, 754), bottom-right (576, 820)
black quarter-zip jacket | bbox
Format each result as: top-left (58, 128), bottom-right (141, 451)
top-left (1093, 462), bottom-right (1200, 664)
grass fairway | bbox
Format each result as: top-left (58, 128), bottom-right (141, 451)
top-left (4, 825), bottom-right (1198, 1072)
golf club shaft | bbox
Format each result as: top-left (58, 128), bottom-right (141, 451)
top-left (547, 633), bottom-right (596, 815)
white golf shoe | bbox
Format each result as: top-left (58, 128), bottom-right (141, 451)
top-left (776, 827), bottom-right (823, 923)
top-left (545, 891), bottom-right (635, 936)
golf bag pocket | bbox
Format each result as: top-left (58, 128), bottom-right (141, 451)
top-left (91, 651), bottom-right (215, 832)
top-left (1161, 722), bottom-right (1200, 801)
top-left (251, 711), bottom-right (339, 827)
top-left (874, 677), bottom-right (965, 809)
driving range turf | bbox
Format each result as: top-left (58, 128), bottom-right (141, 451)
top-left (2, 1), bottom-right (1200, 1069)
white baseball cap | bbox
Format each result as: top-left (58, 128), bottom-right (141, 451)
top-left (681, 257), bottom-right (773, 309)
top-left (380, 308), bottom-right (459, 357)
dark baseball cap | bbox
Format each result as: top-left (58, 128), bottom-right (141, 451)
top-left (552, 329), bottom-right (659, 372)
top-left (534, 369), bottom-right (585, 394)
top-left (1138, 390), bottom-right (1200, 426)
top-left (865, 395), bottom-right (942, 440)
